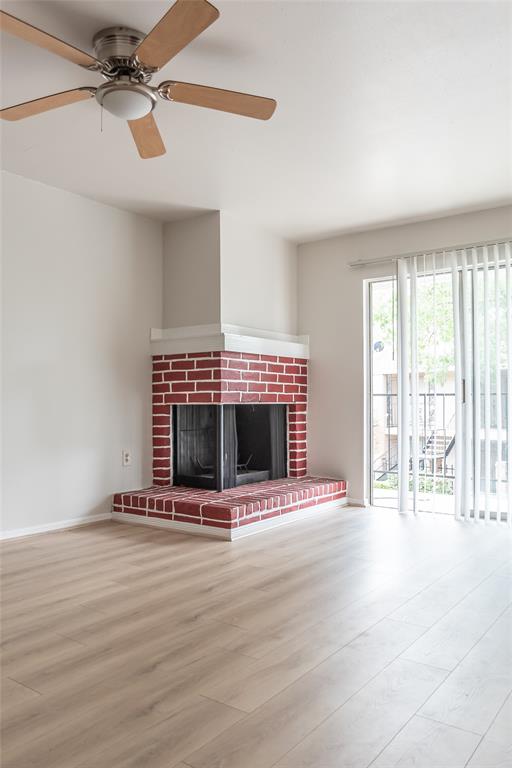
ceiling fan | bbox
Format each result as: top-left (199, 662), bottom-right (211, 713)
top-left (0, 0), bottom-right (277, 158)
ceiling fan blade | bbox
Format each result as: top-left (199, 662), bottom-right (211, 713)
top-left (0, 88), bottom-right (95, 121)
top-left (0, 10), bottom-right (101, 70)
top-left (159, 81), bottom-right (277, 120)
top-left (128, 113), bottom-right (166, 159)
top-left (134, 0), bottom-right (219, 70)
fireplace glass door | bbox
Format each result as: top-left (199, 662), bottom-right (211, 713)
top-left (173, 404), bottom-right (216, 488)
top-left (173, 404), bottom-right (287, 491)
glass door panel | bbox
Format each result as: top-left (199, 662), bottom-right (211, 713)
top-left (370, 279), bottom-right (398, 509)
top-left (370, 270), bottom-right (457, 513)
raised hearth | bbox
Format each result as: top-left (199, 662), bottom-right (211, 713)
top-left (113, 477), bottom-right (347, 540)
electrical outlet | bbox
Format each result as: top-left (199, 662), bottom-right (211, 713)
top-left (122, 449), bottom-right (132, 467)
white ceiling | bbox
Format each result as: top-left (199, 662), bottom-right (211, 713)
top-left (1, 0), bottom-right (511, 242)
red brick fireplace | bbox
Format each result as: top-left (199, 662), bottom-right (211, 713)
top-left (113, 335), bottom-right (347, 539)
top-left (151, 350), bottom-right (308, 486)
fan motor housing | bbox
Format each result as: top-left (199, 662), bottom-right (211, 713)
top-left (93, 27), bottom-right (145, 61)
top-left (92, 27), bottom-right (155, 81)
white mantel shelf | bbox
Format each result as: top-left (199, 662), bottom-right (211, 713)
top-left (150, 324), bottom-right (310, 359)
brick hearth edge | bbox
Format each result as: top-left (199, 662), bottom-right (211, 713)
top-left (113, 477), bottom-right (348, 538)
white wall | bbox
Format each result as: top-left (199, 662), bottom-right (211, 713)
top-left (163, 212), bottom-right (221, 328)
top-left (3, 169), bottom-right (508, 532)
top-left (298, 205), bottom-right (512, 504)
top-left (161, 211), bottom-right (298, 336)
top-left (1, 172), bottom-right (163, 534)
top-left (220, 212), bottom-right (298, 335)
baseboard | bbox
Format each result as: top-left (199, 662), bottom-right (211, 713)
top-left (347, 497), bottom-right (370, 507)
top-left (2, 496), bottom-right (354, 542)
top-left (112, 512), bottom-right (233, 540)
top-left (113, 497), bottom-right (348, 541)
top-left (0, 513), bottom-right (112, 541)
top-left (230, 497), bottom-right (348, 539)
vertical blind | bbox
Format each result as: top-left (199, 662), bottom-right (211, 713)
top-left (397, 241), bottom-right (512, 523)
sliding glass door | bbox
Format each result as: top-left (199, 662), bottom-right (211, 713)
top-left (370, 243), bottom-right (511, 522)
top-left (370, 272), bottom-right (457, 513)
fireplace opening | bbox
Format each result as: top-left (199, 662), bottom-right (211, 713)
top-left (173, 404), bottom-right (287, 491)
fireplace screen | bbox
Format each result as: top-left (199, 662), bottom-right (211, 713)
top-left (173, 404), bottom-right (287, 491)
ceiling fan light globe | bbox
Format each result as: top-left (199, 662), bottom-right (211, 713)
top-left (100, 89), bottom-right (153, 120)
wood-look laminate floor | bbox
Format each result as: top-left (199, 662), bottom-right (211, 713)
top-left (1, 508), bottom-right (511, 768)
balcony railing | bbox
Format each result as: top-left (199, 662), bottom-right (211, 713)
top-left (372, 391), bottom-right (509, 491)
